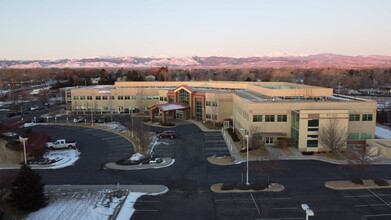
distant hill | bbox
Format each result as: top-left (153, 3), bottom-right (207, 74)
top-left (1, 53), bottom-right (391, 68)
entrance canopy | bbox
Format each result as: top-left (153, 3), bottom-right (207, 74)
top-left (151, 102), bottom-right (190, 112)
top-left (150, 102), bottom-right (190, 124)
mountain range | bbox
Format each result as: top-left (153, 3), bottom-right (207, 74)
top-left (1, 53), bottom-right (391, 69)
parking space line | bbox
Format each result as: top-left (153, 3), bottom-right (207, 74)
top-left (250, 192), bottom-right (261, 215)
top-left (271, 207), bottom-right (299, 210)
top-left (354, 204), bottom-right (389, 207)
top-left (344, 194), bottom-right (391, 198)
top-left (368, 189), bottom-right (391, 208)
top-left (215, 197), bottom-right (291, 202)
top-left (135, 209), bottom-right (159, 212)
top-left (364, 214), bottom-right (391, 218)
top-left (260, 218), bottom-right (303, 220)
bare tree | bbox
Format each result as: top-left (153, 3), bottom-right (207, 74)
top-left (319, 118), bottom-right (347, 152)
top-left (26, 131), bottom-right (50, 159)
top-left (345, 145), bottom-right (373, 183)
top-left (133, 118), bottom-right (150, 153)
top-left (251, 152), bottom-right (285, 185)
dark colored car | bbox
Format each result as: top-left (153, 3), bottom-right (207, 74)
top-left (97, 117), bottom-right (108, 123)
top-left (7, 112), bottom-right (18, 118)
top-left (158, 130), bottom-right (177, 139)
top-left (33, 117), bottom-right (45, 123)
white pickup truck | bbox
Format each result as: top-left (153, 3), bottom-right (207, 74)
top-left (46, 139), bottom-right (77, 149)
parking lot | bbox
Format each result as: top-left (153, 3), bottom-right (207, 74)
top-left (203, 131), bottom-right (230, 157)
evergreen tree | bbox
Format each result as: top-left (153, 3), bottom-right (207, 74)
top-left (8, 164), bottom-right (46, 211)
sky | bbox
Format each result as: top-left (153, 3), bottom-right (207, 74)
top-left (0, 0), bottom-right (390, 60)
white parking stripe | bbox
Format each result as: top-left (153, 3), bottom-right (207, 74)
top-left (354, 204), bottom-right (388, 207)
top-left (344, 194), bottom-right (391, 198)
top-left (364, 214), bottom-right (391, 218)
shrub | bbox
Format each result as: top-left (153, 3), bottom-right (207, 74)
top-left (301, 151), bottom-right (314, 156)
top-left (251, 182), bottom-right (268, 191)
top-left (161, 122), bottom-right (175, 127)
top-left (220, 183), bottom-right (236, 191)
top-left (374, 179), bottom-right (389, 186)
top-left (236, 183), bottom-right (252, 190)
top-left (351, 179), bottom-right (364, 185)
top-left (227, 128), bottom-right (233, 134)
top-left (5, 141), bottom-right (22, 151)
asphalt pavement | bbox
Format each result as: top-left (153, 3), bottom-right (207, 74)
top-left (1, 119), bottom-right (390, 219)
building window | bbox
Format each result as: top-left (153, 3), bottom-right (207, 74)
top-left (253, 115), bottom-right (262, 122)
top-left (80, 96), bottom-right (86, 100)
top-left (348, 133), bottom-right (359, 140)
top-left (206, 114), bottom-right (211, 119)
top-left (206, 101), bottom-right (211, 106)
top-left (308, 119), bottom-right (319, 127)
top-left (212, 114), bottom-right (217, 120)
top-left (362, 114), bottom-right (373, 121)
top-left (96, 96), bottom-right (101, 100)
top-left (277, 115), bottom-right (287, 122)
top-left (307, 135), bottom-right (318, 138)
top-left (87, 96), bottom-right (92, 100)
top-left (125, 95), bottom-right (130, 100)
top-left (118, 96), bottom-right (124, 100)
top-left (307, 140), bottom-right (318, 148)
top-left (349, 114), bottom-right (360, 121)
top-left (361, 133), bottom-right (372, 140)
top-left (131, 96), bottom-right (137, 100)
top-left (179, 89), bottom-right (189, 105)
top-left (265, 115), bottom-right (275, 122)
top-left (109, 96), bottom-right (115, 100)
top-left (102, 96), bottom-right (108, 100)
top-left (73, 96), bottom-right (79, 100)
top-left (212, 101), bottom-right (217, 107)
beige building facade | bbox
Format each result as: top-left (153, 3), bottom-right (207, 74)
top-left (67, 81), bottom-right (377, 152)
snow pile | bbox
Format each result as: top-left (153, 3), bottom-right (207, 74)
top-left (97, 122), bottom-right (128, 132)
top-left (116, 192), bottom-right (146, 219)
top-left (376, 126), bottom-right (391, 139)
top-left (34, 149), bottom-right (81, 169)
top-left (26, 189), bottom-right (137, 220)
top-left (129, 152), bottom-right (145, 161)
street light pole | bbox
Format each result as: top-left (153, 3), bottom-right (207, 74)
top-left (245, 134), bottom-right (249, 185)
top-left (240, 128), bottom-right (246, 150)
top-left (19, 136), bottom-right (28, 165)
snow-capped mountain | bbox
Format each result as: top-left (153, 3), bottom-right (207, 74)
top-left (1, 53), bottom-right (391, 68)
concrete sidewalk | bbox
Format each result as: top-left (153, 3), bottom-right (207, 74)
top-left (45, 184), bottom-right (169, 194)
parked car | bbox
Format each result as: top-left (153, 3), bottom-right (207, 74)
top-left (73, 116), bottom-right (85, 123)
top-left (7, 112), bottom-right (18, 117)
top-left (96, 117), bottom-right (108, 123)
top-left (1, 132), bottom-right (19, 139)
top-left (33, 117), bottom-right (45, 123)
top-left (46, 139), bottom-right (77, 149)
top-left (158, 130), bottom-right (177, 139)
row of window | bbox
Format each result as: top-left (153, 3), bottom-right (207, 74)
top-left (205, 114), bottom-right (217, 120)
top-left (73, 95), bottom-right (159, 101)
top-left (348, 133), bottom-right (372, 140)
top-left (205, 101), bottom-right (217, 107)
top-left (252, 114), bottom-right (287, 122)
top-left (234, 104), bottom-right (249, 120)
top-left (349, 114), bottom-right (373, 121)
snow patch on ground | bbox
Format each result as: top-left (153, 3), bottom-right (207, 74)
top-left (26, 189), bottom-right (130, 220)
top-left (31, 149), bottom-right (81, 169)
top-left (116, 192), bottom-right (146, 219)
top-left (376, 126), bottom-right (391, 139)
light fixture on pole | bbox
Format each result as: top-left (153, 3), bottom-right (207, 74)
top-left (19, 136), bottom-right (28, 165)
top-left (230, 116), bottom-right (234, 130)
top-left (301, 204), bottom-right (314, 220)
top-left (240, 128), bottom-right (246, 150)
top-left (245, 134), bottom-right (249, 185)
top-left (47, 116), bottom-right (49, 123)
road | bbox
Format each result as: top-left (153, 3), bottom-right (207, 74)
top-left (29, 123), bottom-right (391, 220)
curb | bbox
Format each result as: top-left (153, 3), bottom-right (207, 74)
top-left (105, 158), bottom-right (175, 170)
top-left (324, 179), bottom-right (391, 190)
top-left (210, 183), bottom-right (285, 193)
top-left (44, 184), bottom-right (169, 194)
